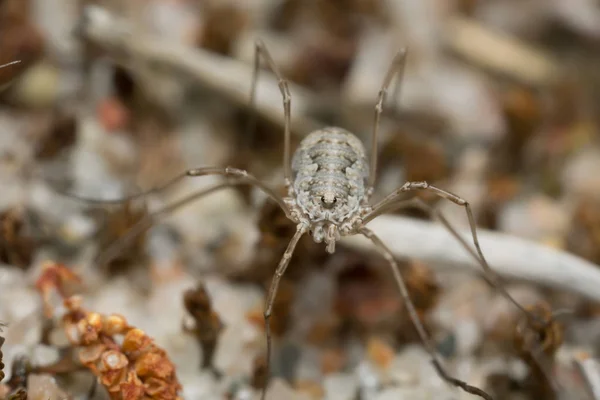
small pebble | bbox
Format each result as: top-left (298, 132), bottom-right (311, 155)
top-left (264, 378), bottom-right (311, 400)
top-left (356, 361), bottom-right (380, 399)
top-left (453, 318), bottom-right (482, 356)
top-left (366, 336), bottom-right (396, 370)
top-left (324, 373), bottom-right (358, 400)
top-left (30, 344), bottom-right (59, 366)
top-left (27, 374), bottom-right (69, 400)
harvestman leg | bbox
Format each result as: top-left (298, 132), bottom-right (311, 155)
top-left (261, 225), bottom-right (308, 400)
top-left (247, 40), bottom-right (293, 186)
top-left (364, 181), bottom-right (536, 321)
top-left (0, 61), bottom-right (21, 69)
top-left (360, 227), bottom-right (493, 400)
top-left (367, 48), bottom-right (408, 195)
top-left (245, 40), bottom-right (310, 399)
top-left (54, 167), bottom-right (289, 214)
top-left (93, 177), bottom-right (289, 267)
top-left (366, 196), bottom-right (560, 394)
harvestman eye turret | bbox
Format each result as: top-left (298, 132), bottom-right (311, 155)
top-left (58, 41), bottom-right (549, 400)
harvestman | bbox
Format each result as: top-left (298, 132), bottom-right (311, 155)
top-left (58, 42), bottom-right (544, 400)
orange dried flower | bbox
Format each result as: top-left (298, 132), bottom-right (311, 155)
top-left (35, 261), bottom-right (82, 317)
top-left (120, 371), bottom-right (145, 399)
top-left (35, 263), bottom-right (182, 399)
top-left (122, 328), bottom-right (153, 355)
top-left (135, 351), bottom-right (174, 379)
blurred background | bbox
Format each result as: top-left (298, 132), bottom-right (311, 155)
top-left (1, 0), bottom-right (600, 399)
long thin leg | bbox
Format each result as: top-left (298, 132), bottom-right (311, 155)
top-left (367, 48), bottom-right (408, 195)
top-left (50, 167), bottom-right (290, 217)
top-left (260, 225), bottom-right (307, 400)
top-left (367, 197), bottom-right (499, 289)
top-left (526, 340), bottom-right (560, 396)
top-left (364, 181), bottom-right (536, 322)
top-left (86, 377), bottom-right (98, 399)
top-left (248, 40), bottom-right (293, 186)
top-left (94, 178), bottom-right (247, 266)
top-left (0, 61), bottom-right (20, 69)
top-left (244, 38), bottom-right (261, 154)
top-left (360, 227), bottom-right (492, 400)
top-left (366, 196), bottom-right (559, 391)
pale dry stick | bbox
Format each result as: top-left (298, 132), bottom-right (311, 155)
top-left (343, 215), bottom-right (600, 302)
top-left (78, 6), bottom-right (321, 137)
top-left (445, 16), bottom-right (559, 86)
top-left (575, 353), bottom-right (600, 400)
top-left (61, 38), bottom-right (497, 398)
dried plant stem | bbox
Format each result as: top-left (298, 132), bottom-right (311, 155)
top-left (343, 214), bottom-right (600, 302)
top-left (445, 17), bottom-right (559, 86)
top-left (78, 6), bottom-right (321, 136)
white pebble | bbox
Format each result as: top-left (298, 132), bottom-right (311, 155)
top-left (324, 373), bottom-right (358, 400)
top-left (27, 374), bottom-right (69, 400)
top-left (454, 318), bottom-right (482, 356)
top-left (264, 378), bottom-right (311, 400)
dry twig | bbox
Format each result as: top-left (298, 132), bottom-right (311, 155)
top-left (182, 283), bottom-right (223, 370)
top-left (77, 6), bottom-right (321, 136)
top-left (344, 214), bottom-right (600, 302)
top-left (445, 16), bottom-right (559, 86)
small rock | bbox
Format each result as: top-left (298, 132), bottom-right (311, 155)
top-left (498, 195), bottom-right (568, 242)
top-left (366, 336), bottom-right (396, 370)
top-left (295, 379), bottom-right (325, 398)
top-left (27, 374), bottom-right (68, 400)
top-left (181, 370), bottom-right (219, 400)
top-left (10, 62), bottom-right (60, 108)
top-left (374, 387), bottom-right (429, 400)
top-left (264, 378), bottom-right (310, 400)
top-left (453, 318), bottom-right (482, 356)
top-left (562, 146), bottom-right (600, 200)
top-left (30, 344), bottom-right (59, 366)
top-left (387, 345), bottom-right (449, 390)
top-left (324, 373), bottom-right (358, 400)
top-left (355, 361), bottom-right (380, 399)
top-left (213, 321), bottom-right (260, 376)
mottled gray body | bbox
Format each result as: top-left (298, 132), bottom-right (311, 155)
top-left (289, 127), bottom-right (369, 250)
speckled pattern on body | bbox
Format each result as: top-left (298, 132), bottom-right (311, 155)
top-left (291, 127), bottom-right (369, 225)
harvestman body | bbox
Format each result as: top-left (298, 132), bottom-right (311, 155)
top-left (289, 127), bottom-right (369, 251)
top-left (62, 41), bottom-right (546, 400)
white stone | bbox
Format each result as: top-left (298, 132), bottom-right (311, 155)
top-left (263, 378), bottom-right (310, 400)
top-left (27, 374), bottom-right (69, 400)
top-left (562, 146), bottom-right (600, 200)
top-left (324, 373), bottom-right (358, 400)
top-left (30, 345), bottom-right (60, 366)
top-left (453, 318), bottom-right (482, 356)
